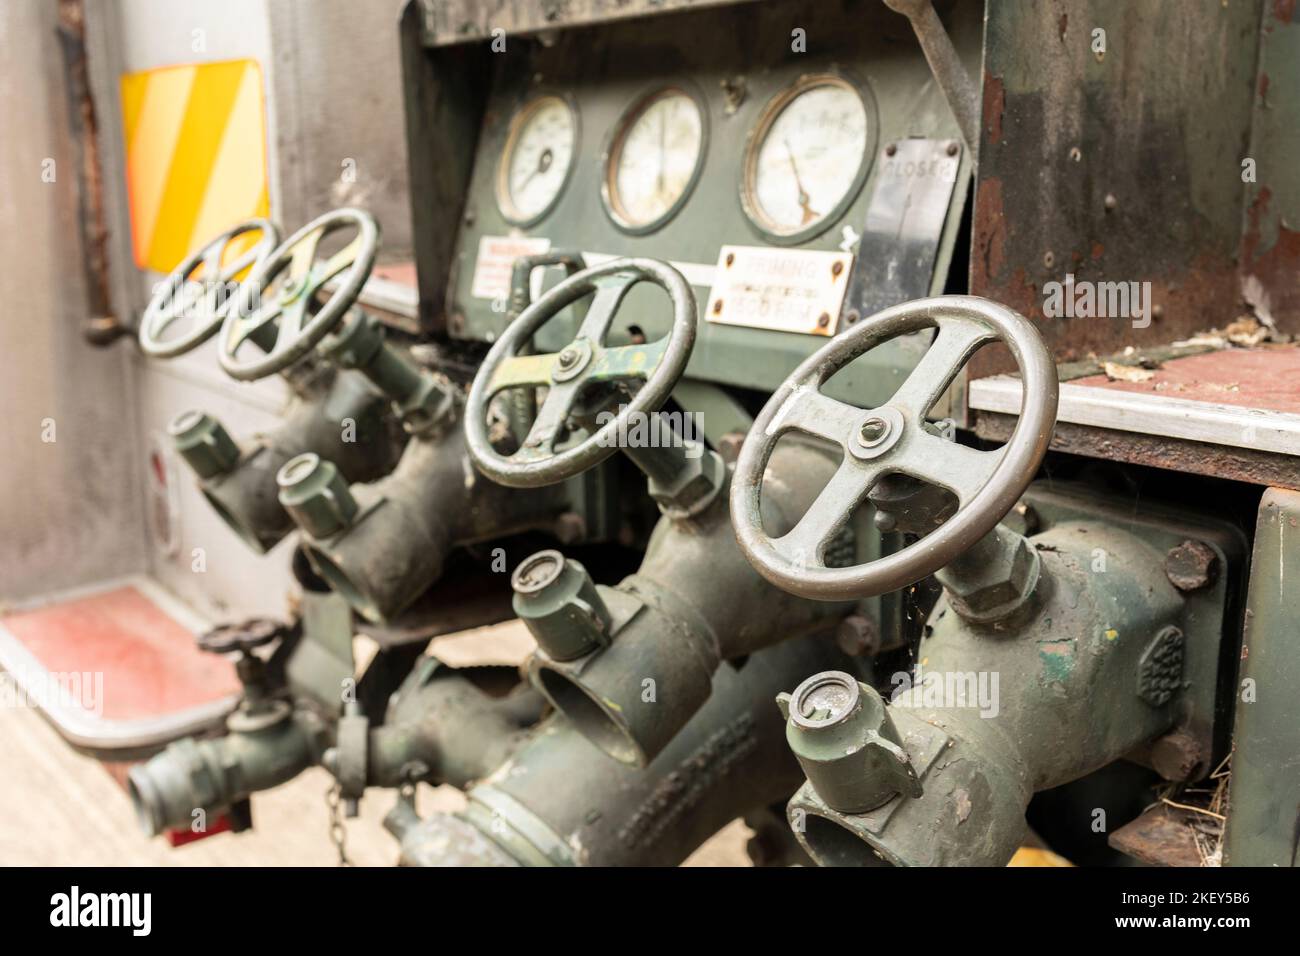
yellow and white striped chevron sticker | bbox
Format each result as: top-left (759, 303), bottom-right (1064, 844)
top-left (120, 58), bottom-right (270, 274)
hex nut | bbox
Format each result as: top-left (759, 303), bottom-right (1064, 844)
top-left (649, 448), bottom-right (725, 519)
top-left (397, 375), bottom-right (457, 437)
top-left (1164, 540), bottom-right (1219, 592)
top-left (941, 532), bottom-right (1040, 622)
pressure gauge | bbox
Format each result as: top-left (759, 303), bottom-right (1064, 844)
top-left (497, 95), bottom-right (577, 226)
top-left (742, 74), bottom-right (875, 243)
top-left (603, 87), bottom-right (706, 233)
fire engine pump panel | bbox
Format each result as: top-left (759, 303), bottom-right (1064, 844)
top-left (7, 0), bottom-right (1300, 871)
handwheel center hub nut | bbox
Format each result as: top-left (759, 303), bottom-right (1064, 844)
top-left (279, 275), bottom-right (307, 304)
top-left (848, 405), bottom-right (905, 460)
top-left (552, 339), bottom-right (593, 383)
top-left (859, 417), bottom-right (890, 446)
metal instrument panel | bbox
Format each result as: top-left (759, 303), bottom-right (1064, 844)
top-left (444, 0), bottom-right (978, 407)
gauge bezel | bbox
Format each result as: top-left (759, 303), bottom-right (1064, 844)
top-left (739, 71), bottom-right (878, 246)
top-left (495, 93), bottom-right (581, 228)
top-left (600, 83), bottom-right (710, 236)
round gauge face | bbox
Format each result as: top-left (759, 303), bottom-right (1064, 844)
top-left (497, 96), bottom-right (577, 224)
top-left (744, 77), bottom-right (870, 239)
top-left (605, 89), bottom-right (705, 230)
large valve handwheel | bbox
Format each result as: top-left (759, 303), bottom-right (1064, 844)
top-left (731, 296), bottom-right (1058, 601)
top-left (218, 208), bottom-right (378, 380)
top-left (465, 257), bottom-right (696, 487)
top-left (139, 219), bottom-right (279, 358)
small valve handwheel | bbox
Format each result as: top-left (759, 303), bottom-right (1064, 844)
top-left (197, 618), bottom-right (284, 656)
top-left (730, 296), bottom-right (1058, 601)
top-left (218, 208), bottom-right (378, 380)
top-left (139, 219), bottom-right (279, 358)
top-left (465, 257), bottom-right (696, 487)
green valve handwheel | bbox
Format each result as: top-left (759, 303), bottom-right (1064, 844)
top-left (219, 207), bottom-right (378, 381)
top-left (465, 257), bottom-right (697, 487)
top-left (139, 218), bottom-right (279, 359)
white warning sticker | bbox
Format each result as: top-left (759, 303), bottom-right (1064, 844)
top-left (704, 244), bottom-right (853, 336)
top-left (470, 235), bottom-right (552, 301)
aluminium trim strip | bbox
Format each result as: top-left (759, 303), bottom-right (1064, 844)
top-left (969, 375), bottom-right (1300, 457)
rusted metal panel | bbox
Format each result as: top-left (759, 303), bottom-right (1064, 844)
top-left (1067, 344), bottom-right (1300, 416)
top-left (55, 0), bottom-right (123, 345)
top-left (974, 412), bottom-right (1300, 490)
top-left (971, 0), bottom-right (1272, 376)
top-left (1109, 805), bottom-right (1207, 867)
top-left (419, 0), bottom-right (761, 46)
top-left (400, 1), bottom-right (493, 333)
top-left (1238, 2), bottom-right (1300, 324)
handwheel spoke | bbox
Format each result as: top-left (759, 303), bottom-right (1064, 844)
top-left (198, 239), bottom-right (227, 282)
top-left (766, 384), bottom-right (866, 446)
top-left (891, 431), bottom-right (1002, 505)
top-left (775, 457), bottom-right (885, 568)
top-left (487, 352), bottom-right (561, 395)
top-left (219, 235), bottom-right (265, 282)
top-left (517, 379), bottom-right (582, 458)
top-left (889, 318), bottom-right (995, 418)
top-left (225, 299), bottom-right (283, 352)
top-left (575, 274), bottom-right (639, 345)
top-left (286, 225), bottom-right (325, 286)
top-left (273, 297), bottom-right (309, 354)
top-left (307, 235), bottom-right (364, 298)
top-left (585, 340), bottom-right (668, 384)
top-left (173, 273), bottom-right (210, 315)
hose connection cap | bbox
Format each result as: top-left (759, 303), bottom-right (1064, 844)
top-left (169, 409), bottom-right (240, 479)
top-left (511, 550), bottom-right (611, 661)
top-left (276, 452), bottom-right (359, 539)
top-left (777, 671), bottom-right (921, 814)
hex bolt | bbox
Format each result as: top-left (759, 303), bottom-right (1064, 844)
top-left (1149, 729), bottom-right (1204, 782)
top-left (716, 431), bottom-right (746, 463)
top-left (276, 453), bottom-right (359, 540)
top-left (836, 614), bottom-right (881, 657)
top-left (777, 671), bottom-right (921, 814)
top-left (552, 511), bottom-right (587, 545)
top-left (1164, 540), bottom-right (1219, 592)
top-left (511, 550), bottom-right (612, 661)
top-left (169, 409), bottom-right (240, 479)
top-left (745, 832), bottom-right (777, 867)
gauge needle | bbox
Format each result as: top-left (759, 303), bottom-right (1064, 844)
top-left (656, 109), bottom-right (668, 197)
top-left (518, 148), bottom-right (554, 192)
top-left (784, 139), bottom-right (818, 224)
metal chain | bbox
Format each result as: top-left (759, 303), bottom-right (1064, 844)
top-left (325, 782), bottom-right (353, 867)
